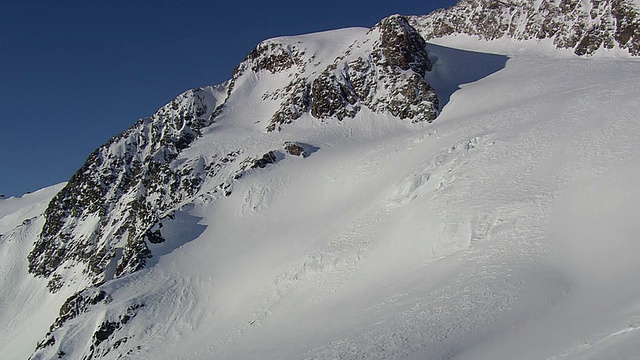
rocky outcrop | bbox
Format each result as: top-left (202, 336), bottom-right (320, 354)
top-left (31, 286), bottom-right (144, 360)
top-left (28, 85), bottom-right (229, 287)
top-left (234, 41), bottom-right (307, 76)
top-left (307, 16), bottom-right (438, 125)
top-left (283, 142), bottom-right (309, 157)
top-left (223, 15), bottom-right (439, 132)
top-left (266, 78), bottom-right (312, 131)
top-left (612, 0), bottom-right (640, 54)
top-left (410, 0), bottom-right (640, 56)
top-left (250, 151), bottom-right (279, 169)
top-left (31, 288), bottom-right (111, 358)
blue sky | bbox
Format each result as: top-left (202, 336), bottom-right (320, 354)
top-left (0, 0), bottom-right (456, 197)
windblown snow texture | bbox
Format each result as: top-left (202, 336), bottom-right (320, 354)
top-left (2, 3), bottom-right (640, 359)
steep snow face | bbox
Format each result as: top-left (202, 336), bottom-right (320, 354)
top-left (410, 0), bottom-right (640, 56)
top-left (11, 39), bottom-right (640, 359)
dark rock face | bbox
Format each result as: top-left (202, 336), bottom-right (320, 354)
top-left (28, 85), bottom-right (228, 287)
top-left (251, 151), bottom-right (278, 169)
top-left (228, 15), bottom-right (439, 132)
top-left (233, 151), bottom-right (283, 181)
top-left (85, 304), bottom-right (144, 358)
top-left (283, 142), bottom-right (309, 157)
top-left (235, 41), bottom-right (306, 76)
top-left (310, 66), bottom-right (359, 120)
top-left (305, 15), bottom-right (438, 127)
top-left (266, 78), bottom-right (312, 132)
top-left (612, 0), bottom-right (640, 55)
top-left (56, 289), bottom-right (110, 329)
top-left (144, 228), bottom-right (165, 244)
top-left (374, 15), bottom-right (433, 74)
top-left (410, 0), bottom-right (640, 56)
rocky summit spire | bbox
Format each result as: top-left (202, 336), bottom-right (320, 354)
top-left (218, 14), bottom-right (439, 132)
top-left (28, 85), bottom-right (229, 289)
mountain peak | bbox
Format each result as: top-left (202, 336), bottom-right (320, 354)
top-left (212, 15), bottom-right (439, 133)
top-left (410, 0), bottom-right (640, 56)
top-left (25, 14), bottom-right (440, 296)
top-left (4, 4), bottom-right (640, 360)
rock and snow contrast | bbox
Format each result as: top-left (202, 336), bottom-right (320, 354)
top-left (2, 1), bottom-right (640, 359)
top-left (412, 0), bottom-right (640, 56)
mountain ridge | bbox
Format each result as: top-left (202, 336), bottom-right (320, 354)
top-left (1, 3), bottom-right (640, 359)
top-left (27, 15), bottom-right (442, 295)
top-left (410, 0), bottom-right (640, 56)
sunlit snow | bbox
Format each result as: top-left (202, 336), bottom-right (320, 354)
top-left (2, 31), bottom-right (640, 359)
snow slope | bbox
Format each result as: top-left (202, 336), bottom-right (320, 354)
top-left (410, 0), bottom-right (640, 56)
top-left (162, 41), bottom-right (640, 360)
top-left (0, 184), bottom-right (70, 358)
top-left (3, 32), bottom-right (640, 360)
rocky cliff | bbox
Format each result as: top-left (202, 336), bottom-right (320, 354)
top-left (410, 0), bottom-right (640, 56)
top-left (28, 85), bottom-right (228, 289)
top-left (221, 15), bottom-right (439, 132)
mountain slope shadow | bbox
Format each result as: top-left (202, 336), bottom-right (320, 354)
top-left (426, 43), bottom-right (509, 111)
top-left (145, 204), bottom-right (207, 267)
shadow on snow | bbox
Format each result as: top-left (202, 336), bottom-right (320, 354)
top-left (426, 43), bottom-right (509, 111)
top-left (146, 204), bottom-right (207, 267)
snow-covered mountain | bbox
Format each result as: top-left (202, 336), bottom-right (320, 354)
top-left (411, 0), bottom-right (640, 56)
top-left (2, 2), bottom-right (640, 359)
top-left (28, 16), bottom-right (439, 295)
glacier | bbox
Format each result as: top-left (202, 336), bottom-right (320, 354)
top-left (2, 3), bottom-right (640, 359)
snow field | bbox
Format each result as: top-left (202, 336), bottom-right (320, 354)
top-left (134, 42), bottom-right (640, 359)
top-left (2, 33), bottom-right (640, 359)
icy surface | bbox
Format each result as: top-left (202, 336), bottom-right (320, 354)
top-left (3, 31), bottom-right (640, 360)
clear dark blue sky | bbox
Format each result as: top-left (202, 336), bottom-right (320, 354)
top-left (0, 0), bottom-right (456, 197)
